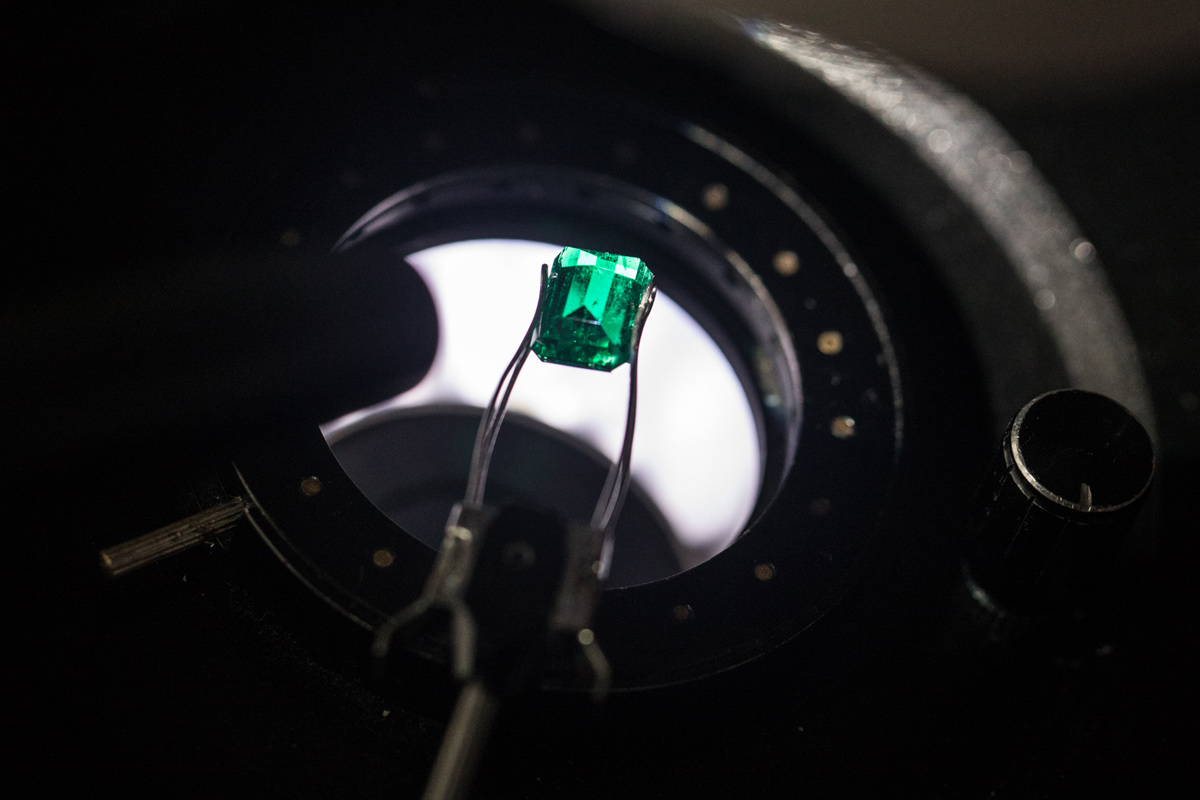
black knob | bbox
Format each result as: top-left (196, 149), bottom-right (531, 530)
top-left (966, 389), bottom-right (1154, 613)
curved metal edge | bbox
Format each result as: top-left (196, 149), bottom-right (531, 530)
top-left (579, 6), bottom-right (1155, 444)
top-left (734, 18), bottom-right (1156, 443)
top-left (678, 122), bottom-right (904, 459)
top-left (1008, 389), bottom-right (1156, 514)
top-left (233, 462), bottom-right (380, 632)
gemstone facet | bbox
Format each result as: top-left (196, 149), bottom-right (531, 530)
top-left (532, 247), bottom-right (654, 371)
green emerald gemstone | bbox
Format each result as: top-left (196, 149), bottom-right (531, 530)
top-left (531, 247), bottom-right (654, 371)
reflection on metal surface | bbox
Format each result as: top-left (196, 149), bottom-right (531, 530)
top-left (831, 415), bottom-right (856, 438)
top-left (99, 497), bottom-right (249, 578)
top-left (817, 330), bottom-right (844, 355)
top-left (739, 18), bottom-right (1155, 439)
top-left (701, 182), bottom-right (730, 210)
top-left (772, 249), bottom-right (800, 275)
top-left (1072, 239), bottom-right (1096, 263)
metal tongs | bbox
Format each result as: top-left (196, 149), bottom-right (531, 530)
top-left (371, 262), bottom-right (656, 800)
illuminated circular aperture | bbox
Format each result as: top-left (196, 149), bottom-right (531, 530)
top-left (323, 239), bottom-right (762, 569)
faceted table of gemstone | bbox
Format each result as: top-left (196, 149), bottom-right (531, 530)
top-left (532, 247), bottom-right (654, 371)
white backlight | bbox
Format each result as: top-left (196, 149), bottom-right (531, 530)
top-left (324, 239), bottom-right (761, 567)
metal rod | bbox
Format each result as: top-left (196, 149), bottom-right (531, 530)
top-left (99, 496), bottom-right (249, 578)
top-left (422, 681), bottom-right (500, 800)
top-left (590, 346), bottom-right (638, 532)
top-left (591, 281), bottom-right (657, 535)
top-left (464, 263), bottom-right (549, 509)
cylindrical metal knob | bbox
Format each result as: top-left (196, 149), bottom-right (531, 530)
top-left (966, 389), bottom-right (1154, 613)
top-left (99, 497), bottom-right (249, 578)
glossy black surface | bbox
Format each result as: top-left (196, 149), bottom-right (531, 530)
top-left (969, 390), bottom-right (1155, 612)
top-left (6, 1), bottom-right (1198, 798)
top-left (1012, 389), bottom-right (1154, 512)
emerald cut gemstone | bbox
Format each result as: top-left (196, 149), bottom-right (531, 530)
top-left (531, 247), bottom-right (654, 371)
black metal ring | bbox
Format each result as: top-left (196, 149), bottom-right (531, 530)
top-left (235, 99), bottom-right (904, 689)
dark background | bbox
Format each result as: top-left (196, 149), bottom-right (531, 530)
top-left (5, 1), bottom-right (1198, 796)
